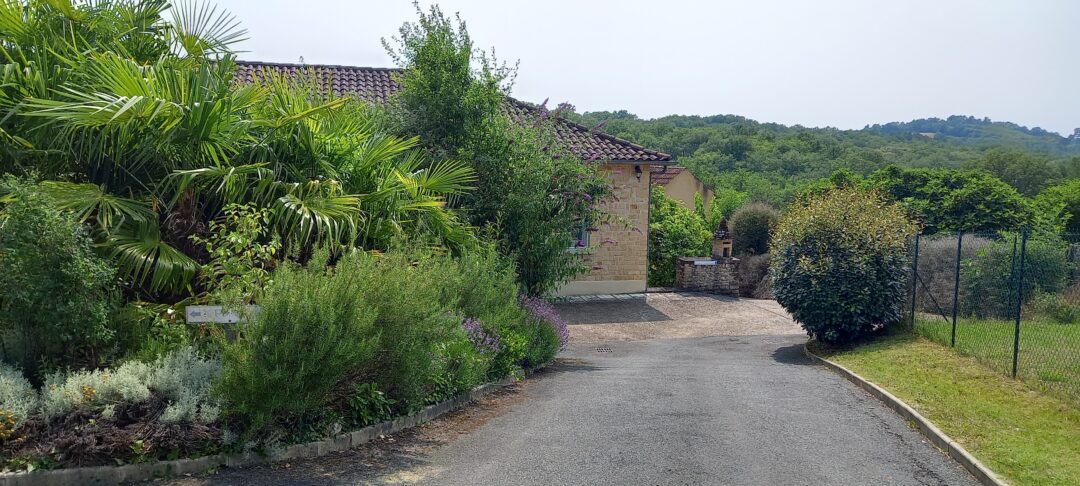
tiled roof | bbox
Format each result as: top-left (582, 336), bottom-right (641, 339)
top-left (650, 165), bottom-right (686, 186)
top-left (235, 61), bottom-right (672, 163)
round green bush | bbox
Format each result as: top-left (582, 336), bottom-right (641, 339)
top-left (771, 188), bottom-right (918, 344)
top-left (729, 202), bottom-right (779, 256)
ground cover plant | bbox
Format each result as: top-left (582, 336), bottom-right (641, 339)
top-left (815, 333), bottom-right (1080, 486)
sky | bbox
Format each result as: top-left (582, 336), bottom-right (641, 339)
top-left (221, 0), bottom-right (1080, 135)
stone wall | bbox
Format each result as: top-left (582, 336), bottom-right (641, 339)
top-left (557, 163), bottom-right (651, 296)
top-left (675, 257), bottom-right (739, 296)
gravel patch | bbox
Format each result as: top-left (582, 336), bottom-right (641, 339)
top-left (560, 292), bottom-right (803, 342)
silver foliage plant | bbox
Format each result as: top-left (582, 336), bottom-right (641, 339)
top-left (26, 347), bottom-right (223, 425)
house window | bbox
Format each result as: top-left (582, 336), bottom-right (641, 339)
top-left (571, 223), bottom-right (589, 250)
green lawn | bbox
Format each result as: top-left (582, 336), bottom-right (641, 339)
top-left (816, 333), bottom-right (1080, 486)
top-left (915, 316), bottom-right (1080, 405)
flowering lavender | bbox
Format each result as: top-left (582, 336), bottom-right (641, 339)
top-left (462, 317), bottom-right (501, 355)
top-left (519, 295), bottom-right (570, 349)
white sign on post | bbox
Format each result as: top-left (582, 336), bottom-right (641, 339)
top-left (185, 305), bottom-right (261, 324)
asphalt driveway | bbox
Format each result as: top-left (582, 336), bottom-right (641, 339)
top-left (168, 293), bottom-right (977, 485)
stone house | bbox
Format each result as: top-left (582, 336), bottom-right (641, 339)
top-left (650, 165), bottom-right (713, 211)
top-left (236, 61), bottom-right (673, 296)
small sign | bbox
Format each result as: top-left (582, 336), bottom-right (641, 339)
top-left (185, 305), bottom-right (261, 324)
top-left (693, 260), bottom-right (719, 266)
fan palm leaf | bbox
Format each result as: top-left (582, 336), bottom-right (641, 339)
top-left (273, 179), bottom-right (360, 247)
top-left (38, 180), bottom-right (156, 230)
top-left (167, 0), bottom-right (247, 58)
top-left (105, 219), bottom-right (199, 293)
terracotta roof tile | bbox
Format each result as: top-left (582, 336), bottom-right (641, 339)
top-left (235, 61), bottom-right (672, 163)
top-left (650, 165), bottom-right (686, 186)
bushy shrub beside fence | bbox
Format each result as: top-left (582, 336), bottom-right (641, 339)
top-left (772, 188), bottom-right (918, 344)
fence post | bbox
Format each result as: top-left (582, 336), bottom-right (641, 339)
top-left (951, 232), bottom-right (963, 347)
top-left (910, 233), bottom-right (921, 329)
top-left (1012, 230), bottom-right (1029, 379)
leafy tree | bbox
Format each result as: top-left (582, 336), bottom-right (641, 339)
top-left (708, 186), bottom-right (749, 221)
top-left (648, 187), bottom-right (711, 287)
top-left (386, 3), bottom-right (610, 295)
top-left (866, 165), bottom-right (1034, 233)
top-left (771, 188), bottom-right (918, 344)
top-left (965, 148), bottom-right (1060, 196)
top-left (1035, 179), bottom-right (1080, 234)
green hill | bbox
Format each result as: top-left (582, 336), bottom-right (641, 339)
top-left (568, 111), bottom-right (1080, 205)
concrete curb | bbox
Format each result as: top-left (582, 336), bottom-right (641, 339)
top-left (803, 345), bottom-right (1009, 486)
top-left (0, 374), bottom-right (525, 486)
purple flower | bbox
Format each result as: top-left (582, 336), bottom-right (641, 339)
top-left (462, 317), bottom-right (502, 355)
top-left (520, 295), bottom-right (570, 349)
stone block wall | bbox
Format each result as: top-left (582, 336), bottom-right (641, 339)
top-left (675, 257), bottom-right (739, 296)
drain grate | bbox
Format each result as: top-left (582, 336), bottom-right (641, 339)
top-left (595, 346), bottom-right (612, 353)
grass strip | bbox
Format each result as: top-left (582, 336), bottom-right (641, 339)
top-left (814, 333), bottom-right (1080, 486)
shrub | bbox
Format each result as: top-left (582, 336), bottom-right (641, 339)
top-left (519, 295), bottom-right (569, 350)
top-left (190, 203), bottom-right (280, 306)
top-left (771, 188), bottom-right (918, 344)
top-left (729, 202), bottom-right (779, 256)
top-left (0, 364), bottom-right (36, 429)
top-left (519, 316), bottom-right (561, 369)
top-left (218, 255), bottom-right (380, 432)
top-left (961, 233), bottom-right (1071, 318)
top-left (0, 178), bottom-right (118, 378)
top-left (649, 186), bottom-right (711, 286)
top-left (341, 251), bottom-right (487, 412)
top-left (736, 254), bottom-right (772, 298)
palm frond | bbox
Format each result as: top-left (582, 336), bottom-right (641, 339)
top-left (273, 180), bottom-right (359, 246)
top-left (0, 0), bottom-right (30, 41)
top-left (38, 180), bottom-right (156, 230)
top-left (167, 0), bottom-right (247, 58)
top-left (168, 162), bottom-right (278, 206)
top-left (394, 157), bottom-right (476, 197)
top-left (105, 220), bottom-right (199, 293)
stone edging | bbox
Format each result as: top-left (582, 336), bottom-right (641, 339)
top-left (0, 374), bottom-right (522, 486)
top-left (803, 345), bottom-right (1009, 486)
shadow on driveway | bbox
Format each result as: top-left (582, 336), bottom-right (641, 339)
top-left (771, 343), bottom-right (814, 365)
top-left (554, 300), bottom-right (671, 325)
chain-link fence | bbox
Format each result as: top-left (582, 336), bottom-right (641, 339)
top-left (907, 231), bottom-right (1080, 405)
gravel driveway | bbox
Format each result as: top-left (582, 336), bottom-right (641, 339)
top-left (164, 293), bottom-right (977, 486)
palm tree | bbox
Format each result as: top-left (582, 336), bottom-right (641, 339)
top-left (0, 0), bottom-right (475, 297)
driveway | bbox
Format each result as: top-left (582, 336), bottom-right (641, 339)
top-left (168, 293), bottom-right (977, 485)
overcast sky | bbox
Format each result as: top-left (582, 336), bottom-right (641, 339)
top-left (222, 0), bottom-right (1079, 135)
